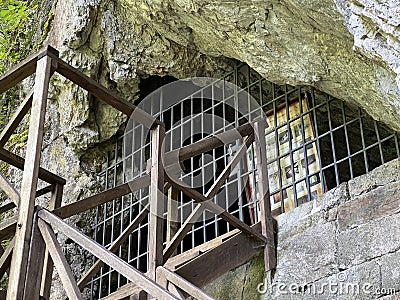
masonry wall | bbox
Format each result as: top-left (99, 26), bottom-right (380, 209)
top-left (204, 158), bottom-right (400, 299)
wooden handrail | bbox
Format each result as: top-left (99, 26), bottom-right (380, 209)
top-left (0, 46), bottom-right (58, 94)
top-left (0, 148), bottom-right (66, 185)
top-left (37, 209), bottom-right (179, 300)
top-left (53, 57), bottom-right (162, 128)
top-left (0, 172), bottom-right (20, 205)
top-left (53, 175), bottom-right (150, 219)
top-left (0, 90), bottom-right (33, 148)
top-left (0, 237), bottom-right (14, 279)
top-left (77, 204), bottom-right (150, 289)
top-left (156, 266), bottom-right (215, 300)
top-left (38, 219), bottom-right (82, 300)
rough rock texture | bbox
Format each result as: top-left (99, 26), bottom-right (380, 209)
top-left (9, 0), bottom-right (398, 298)
top-left (119, 0), bottom-right (400, 131)
top-left (203, 159), bottom-right (400, 299)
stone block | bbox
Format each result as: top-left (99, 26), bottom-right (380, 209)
top-left (337, 213), bottom-right (400, 268)
top-left (348, 159), bottom-right (400, 199)
top-left (275, 222), bottom-right (338, 285)
top-left (338, 181), bottom-right (400, 231)
top-left (380, 250), bottom-right (400, 294)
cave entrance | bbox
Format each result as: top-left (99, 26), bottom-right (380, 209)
top-left (90, 63), bottom-right (400, 298)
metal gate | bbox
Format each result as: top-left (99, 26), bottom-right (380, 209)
top-left (90, 63), bottom-right (400, 298)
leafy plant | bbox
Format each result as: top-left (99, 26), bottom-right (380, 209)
top-left (0, 0), bottom-right (38, 73)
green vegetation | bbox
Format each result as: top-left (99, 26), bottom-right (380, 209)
top-left (0, 0), bottom-right (39, 156)
top-left (0, 0), bottom-right (38, 73)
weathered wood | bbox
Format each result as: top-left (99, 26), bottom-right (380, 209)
top-left (165, 174), bottom-right (266, 243)
top-left (166, 187), bottom-right (179, 248)
top-left (100, 283), bottom-right (142, 300)
top-left (165, 229), bottom-right (240, 271)
top-left (0, 237), bottom-right (14, 279)
top-left (7, 55), bottom-right (52, 300)
top-left (0, 217), bottom-right (17, 240)
top-left (0, 148), bottom-right (66, 185)
top-left (0, 90), bottom-right (33, 148)
top-left (77, 204), bottom-right (150, 290)
top-left (167, 284), bottom-right (186, 300)
top-left (148, 125), bottom-right (165, 286)
top-left (0, 172), bottom-right (20, 206)
top-left (38, 219), bottom-right (82, 300)
top-left (163, 204), bottom-right (205, 262)
top-left (174, 223), bottom-right (264, 288)
top-left (41, 183), bottom-right (63, 299)
top-left (35, 184), bottom-right (55, 198)
top-left (205, 134), bottom-right (254, 200)
top-left (53, 175), bottom-right (150, 219)
top-left (38, 209), bottom-right (178, 300)
top-left (53, 57), bottom-right (161, 128)
top-left (157, 267), bottom-right (215, 300)
top-left (164, 123), bottom-right (253, 166)
top-left (254, 120), bottom-right (276, 271)
top-left (0, 46), bottom-right (58, 94)
top-left (207, 202), bottom-right (266, 242)
top-left (0, 202), bottom-right (15, 215)
top-left (24, 214), bottom-right (46, 299)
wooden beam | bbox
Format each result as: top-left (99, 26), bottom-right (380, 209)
top-left (7, 54), bottom-right (52, 300)
top-left (41, 183), bottom-right (63, 299)
top-left (0, 46), bottom-right (58, 94)
top-left (99, 283), bottom-right (142, 300)
top-left (165, 174), bottom-right (266, 243)
top-left (77, 204), bottom-right (150, 290)
top-left (157, 267), bottom-right (215, 300)
top-left (0, 217), bottom-right (17, 241)
top-left (38, 219), bottom-right (82, 300)
top-left (166, 187), bottom-right (179, 248)
top-left (0, 172), bottom-right (20, 206)
top-left (0, 237), bottom-right (14, 279)
top-left (174, 223), bottom-right (264, 288)
top-left (24, 214), bottom-right (46, 299)
top-left (35, 184), bottom-right (55, 198)
top-left (148, 125), bottom-right (165, 285)
top-left (0, 202), bottom-right (15, 215)
top-left (53, 57), bottom-right (161, 128)
top-left (0, 148), bottom-right (66, 185)
top-left (0, 90), bottom-right (33, 148)
top-left (53, 175), bottom-right (150, 219)
top-left (37, 209), bottom-right (179, 300)
top-left (204, 134), bottom-right (254, 200)
top-left (164, 123), bottom-right (253, 166)
top-left (163, 204), bottom-right (205, 262)
top-left (164, 228), bottom-right (240, 271)
top-left (254, 120), bottom-right (276, 271)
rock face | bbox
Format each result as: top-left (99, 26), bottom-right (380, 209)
top-left (12, 0), bottom-right (399, 298)
top-left (118, 0), bottom-right (400, 130)
top-left (44, 0), bottom-right (400, 137)
top-left (204, 159), bottom-right (400, 299)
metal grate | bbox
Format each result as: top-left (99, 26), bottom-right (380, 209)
top-left (89, 63), bottom-right (400, 298)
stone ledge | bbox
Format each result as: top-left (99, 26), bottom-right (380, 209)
top-left (348, 158), bottom-right (400, 199)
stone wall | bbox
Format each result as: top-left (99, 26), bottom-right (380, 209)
top-left (204, 158), bottom-right (400, 299)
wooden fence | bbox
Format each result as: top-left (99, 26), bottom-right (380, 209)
top-left (0, 46), bottom-right (275, 299)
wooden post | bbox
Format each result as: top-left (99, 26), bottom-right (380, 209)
top-left (166, 187), bottom-right (179, 256)
top-left (148, 124), bottom-right (165, 297)
top-left (24, 212), bottom-right (46, 299)
top-left (254, 119), bottom-right (276, 271)
top-left (6, 54), bottom-right (52, 300)
top-left (41, 183), bottom-right (63, 299)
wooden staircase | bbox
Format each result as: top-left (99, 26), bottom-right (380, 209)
top-left (0, 46), bottom-right (276, 299)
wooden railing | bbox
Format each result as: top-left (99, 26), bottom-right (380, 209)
top-left (0, 45), bottom-right (276, 299)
